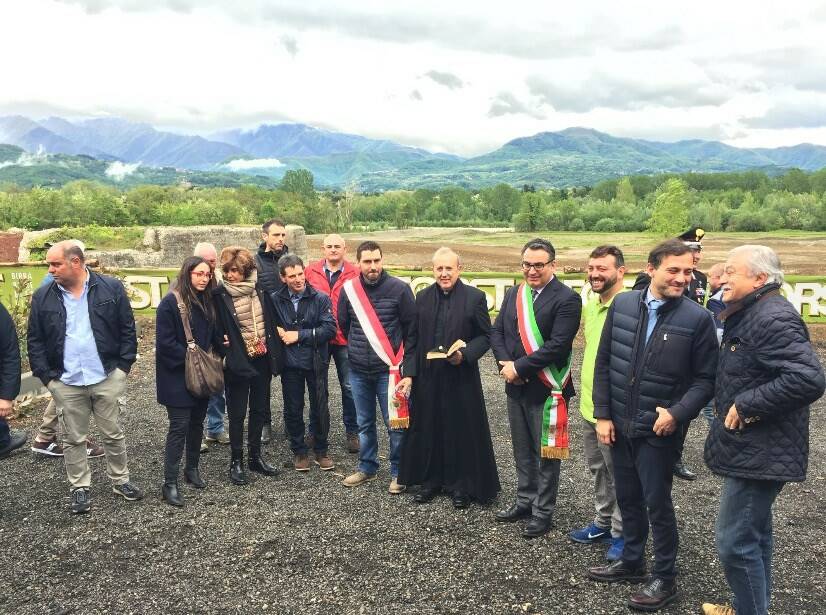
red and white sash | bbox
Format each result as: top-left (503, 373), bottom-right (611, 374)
top-left (343, 278), bottom-right (409, 429)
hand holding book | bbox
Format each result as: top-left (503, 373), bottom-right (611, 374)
top-left (426, 339), bottom-right (466, 361)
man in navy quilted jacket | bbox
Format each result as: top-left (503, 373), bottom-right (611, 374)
top-left (701, 245), bottom-right (825, 615)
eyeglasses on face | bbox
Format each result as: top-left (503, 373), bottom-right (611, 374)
top-left (191, 271), bottom-right (213, 279)
top-left (521, 261), bottom-right (551, 272)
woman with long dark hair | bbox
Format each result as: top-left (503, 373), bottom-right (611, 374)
top-left (156, 256), bottom-right (218, 507)
top-left (213, 246), bottom-right (283, 485)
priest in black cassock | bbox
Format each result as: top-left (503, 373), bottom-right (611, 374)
top-left (398, 247), bottom-right (500, 508)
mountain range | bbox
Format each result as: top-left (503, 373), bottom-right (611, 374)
top-left (1, 115), bottom-right (825, 190)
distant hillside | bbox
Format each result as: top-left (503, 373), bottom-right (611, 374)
top-left (2, 117), bottom-right (826, 189)
top-left (0, 149), bottom-right (280, 189)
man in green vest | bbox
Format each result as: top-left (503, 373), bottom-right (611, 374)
top-left (570, 245), bottom-right (627, 561)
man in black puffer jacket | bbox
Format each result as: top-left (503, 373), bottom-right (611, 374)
top-left (255, 218), bottom-right (289, 294)
top-left (700, 246), bottom-right (825, 615)
top-left (337, 241), bottom-right (417, 494)
top-left (588, 239), bottom-right (718, 612)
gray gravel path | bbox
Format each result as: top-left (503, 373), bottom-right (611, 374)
top-left (1, 337), bottom-right (824, 615)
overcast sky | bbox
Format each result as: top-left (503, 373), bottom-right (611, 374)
top-left (2, 0), bottom-right (825, 156)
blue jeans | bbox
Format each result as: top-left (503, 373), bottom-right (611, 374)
top-left (310, 345), bottom-right (358, 436)
top-left (205, 392), bottom-right (226, 436)
top-left (349, 370), bottom-right (404, 477)
top-left (716, 477), bottom-right (784, 615)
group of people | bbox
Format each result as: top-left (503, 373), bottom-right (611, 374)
top-left (0, 219), bottom-right (823, 615)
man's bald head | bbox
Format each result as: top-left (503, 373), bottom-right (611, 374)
top-left (46, 240), bottom-right (86, 289)
top-left (322, 234), bottom-right (347, 267)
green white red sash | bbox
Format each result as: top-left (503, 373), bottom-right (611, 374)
top-left (343, 278), bottom-right (409, 429)
top-left (515, 283), bottom-right (572, 459)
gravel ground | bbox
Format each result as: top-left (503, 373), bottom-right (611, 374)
top-left (1, 331), bottom-right (824, 615)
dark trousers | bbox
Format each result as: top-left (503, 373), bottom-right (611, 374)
top-left (321, 344), bottom-right (358, 435)
top-left (506, 395), bottom-right (561, 521)
top-left (164, 401), bottom-right (208, 483)
top-left (613, 432), bottom-right (679, 580)
top-left (675, 422), bottom-right (689, 461)
top-left (0, 417), bottom-right (9, 447)
top-left (282, 367), bottom-right (329, 455)
top-left (225, 356), bottom-right (272, 459)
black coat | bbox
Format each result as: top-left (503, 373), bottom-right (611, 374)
top-left (155, 292), bottom-right (220, 408)
top-left (254, 243), bottom-right (288, 294)
top-left (337, 271), bottom-right (418, 376)
top-left (490, 277), bottom-right (581, 405)
top-left (213, 284), bottom-right (284, 380)
top-left (704, 284), bottom-right (825, 482)
top-left (27, 271), bottom-right (137, 386)
top-left (593, 289), bottom-right (718, 442)
top-left (0, 303), bottom-right (21, 401)
top-left (269, 284), bottom-right (336, 370)
top-left (399, 280), bottom-right (500, 501)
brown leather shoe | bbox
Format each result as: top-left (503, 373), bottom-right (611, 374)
top-left (345, 433), bottom-right (359, 454)
top-left (701, 604), bottom-right (734, 615)
top-left (294, 453), bottom-right (310, 472)
top-left (314, 452), bottom-right (335, 471)
top-left (627, 577), bottom-right (679, 611)
top-left (587, 559), bottom-right (647, 583)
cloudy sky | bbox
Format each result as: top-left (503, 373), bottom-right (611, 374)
top-left (1, 0), bottom-right (825, 156)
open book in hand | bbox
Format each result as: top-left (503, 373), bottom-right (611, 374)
top-left (426, 339), bottom-right (467, 360)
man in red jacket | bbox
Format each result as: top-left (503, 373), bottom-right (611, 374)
top-left (305, 234), bottom-right (360, 452)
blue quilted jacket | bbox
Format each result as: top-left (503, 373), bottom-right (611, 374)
top-left (704, 283), bottom-right (825, 482)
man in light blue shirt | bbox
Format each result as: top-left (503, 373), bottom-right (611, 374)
top-left (27, 241), bottom-right (142, 515)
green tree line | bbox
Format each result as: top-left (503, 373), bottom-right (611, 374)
top-left (2, 168), bottom-right (826, 235)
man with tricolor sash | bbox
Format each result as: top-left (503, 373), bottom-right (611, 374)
top-left (337, 241), bottom-right (418, 494)
top-left (587, 239), bottom-right (717, 612)
top-left (491, 238), bottom-right (581, 539)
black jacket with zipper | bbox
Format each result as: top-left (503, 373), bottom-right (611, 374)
top-left (27, 271), bottom-right (137, 387)
top-left (705, 283), bottom-right (825, 482)
top-left (593, 288), bottom-right (718, 443)
top-left (254, 243), bottom-right (289, 294)
top-left (269, 284), bottom-right (336, 370)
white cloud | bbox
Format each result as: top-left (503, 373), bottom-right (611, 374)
top-left (104, 160), bottom-right (141, 180)
top-left (224, 157), bottom-right (284, 170)
top-left (1, 1), bottom-right (825, 155)
top-left (0, 146), bottom-right (49, 169)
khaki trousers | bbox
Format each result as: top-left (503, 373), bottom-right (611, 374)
top-left (48, 369), bottom-right (130, 489)
top-left (37, 400), bottom-right (59, 440)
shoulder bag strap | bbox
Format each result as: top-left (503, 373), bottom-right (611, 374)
top-left (171, 290), bottom-right (196, 346)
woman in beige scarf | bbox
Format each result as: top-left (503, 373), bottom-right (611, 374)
top-left (213, 247), bottom-right (283, 485)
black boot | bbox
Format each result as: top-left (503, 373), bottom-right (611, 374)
top-left (248, 450), bottom-right (279, 476)
top-left (184, 467), bottom-right (207, 489)
top-left (229, 458), bottom-right (248, 485)
top-left (162, 483), bottom-right (184, 507)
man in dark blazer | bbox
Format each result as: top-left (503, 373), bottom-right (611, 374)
top-left (491, 238), bottom-right (582, 538)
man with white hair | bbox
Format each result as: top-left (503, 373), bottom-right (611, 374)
top-left (701, 246), bottom-right (825, 615)
top-left (193, 242), bottom-right (229, 448)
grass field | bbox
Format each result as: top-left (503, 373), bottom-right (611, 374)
top-left (308, 228), bottom-right (826, 275)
